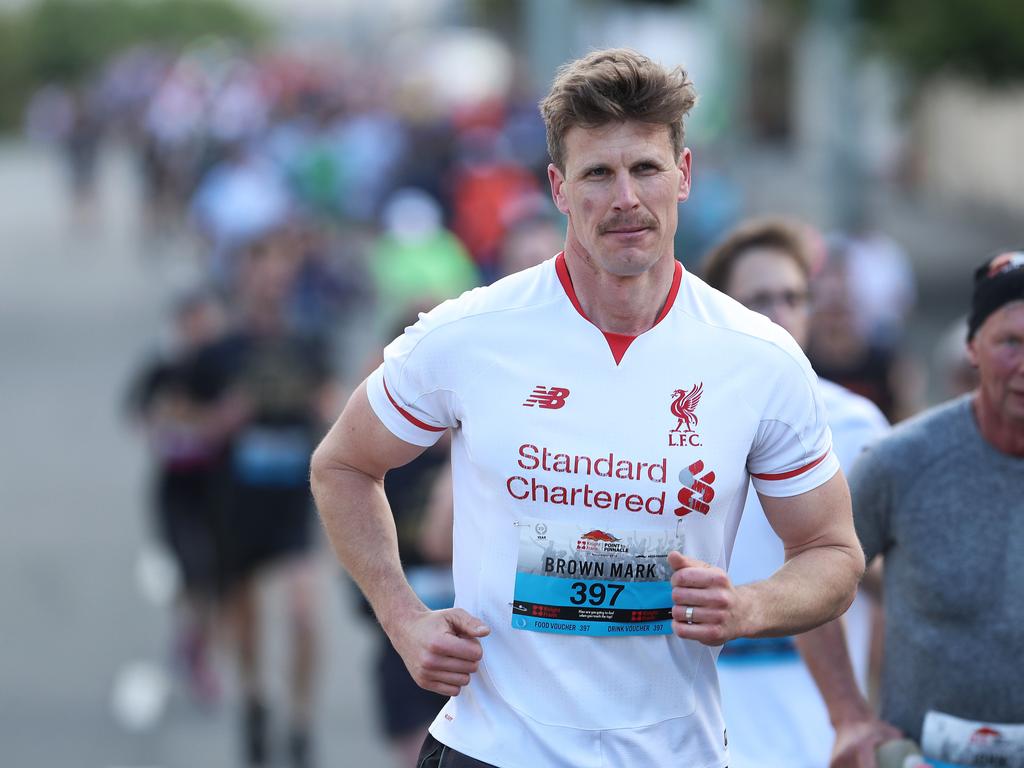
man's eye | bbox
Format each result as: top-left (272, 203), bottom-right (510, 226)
top-left (588, 168), bottom-right (608, 178)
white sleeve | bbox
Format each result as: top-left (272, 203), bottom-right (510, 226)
top-left (365, 306), bottom-right (462, 447)
top-left (747, 348), bottom-right (839, 498)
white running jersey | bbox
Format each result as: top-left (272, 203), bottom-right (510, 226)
top-left (366, 254), bottom-right (839, 768)
top-left (720, 379), bottom-right (889, 768)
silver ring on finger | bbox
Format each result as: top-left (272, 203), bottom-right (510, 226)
top-left (684, 606), bottom-right (695, 624)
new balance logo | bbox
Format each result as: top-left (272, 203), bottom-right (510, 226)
top-left (522, 386), bottom-right (570, 409)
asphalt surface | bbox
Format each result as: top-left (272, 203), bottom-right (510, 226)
top-left (0, 141), bottom-right (394, 768)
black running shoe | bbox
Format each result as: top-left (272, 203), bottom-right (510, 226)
top-left (243, 699), bottom-right (268, 766)
top-left (288, 727), bottom-right (312, 768)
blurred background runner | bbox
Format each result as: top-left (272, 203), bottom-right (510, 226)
top-left (702, 217), bottom-right (890, 768)
top-left (127, 288), bottom-right (229, 707)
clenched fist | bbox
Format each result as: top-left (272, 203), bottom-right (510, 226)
top-left (668, 552), bottom-right (749, 646)
top-left (390, 607), bottom-right (490, 697)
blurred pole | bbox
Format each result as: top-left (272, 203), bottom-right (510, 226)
top-left (816, 0), bottom-right (865, 230)
top-left (523, 0), bottom-right (576, 96)
top-left (702, 0), bottom-right (750, 150)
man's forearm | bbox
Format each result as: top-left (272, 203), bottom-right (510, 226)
top-left (738, 543), bottom-right (863, 638)
top-left (311, 461), bottom-right (425, 634)
top-left (796, 617), bottom-right (873, 726)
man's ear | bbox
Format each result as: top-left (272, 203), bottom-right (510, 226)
top-left (677, 148), bottom-right (692, 203)
top-left (966, 337), bottom-right (980, 368)
top-left (548, 163), bottom-right (570, 215)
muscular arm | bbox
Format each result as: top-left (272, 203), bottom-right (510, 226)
top-left (795, 613), bottom-right (899, 767)
top-left (790, 444), bottom-right (900, 767)
top-left (311, 380), bottom-right (427, 628)
top-left (747, 470), bottom-right (865, 635)
top-left (310, 381), bottom-right (488, 696)
top-left (671, 471), bottom-right (864, 643)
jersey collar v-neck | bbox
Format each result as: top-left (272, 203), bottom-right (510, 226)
top-left (554, 251), bottom-right (683, 365)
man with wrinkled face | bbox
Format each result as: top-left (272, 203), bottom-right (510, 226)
top-left (801, 251), bottom-right (1024, 767)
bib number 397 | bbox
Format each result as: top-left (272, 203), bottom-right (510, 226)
top-left (511, 518), bottom-right (685, 636)
top-left (569, 581), bottom-right (624, 606)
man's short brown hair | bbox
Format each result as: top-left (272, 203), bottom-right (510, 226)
top-left (540, 48), bottom-right (697, 172)
top-left (702, 217), bottom-right (814, 293)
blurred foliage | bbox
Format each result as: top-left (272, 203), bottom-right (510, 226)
top-left (0, 0), bottom-right (268, 128)
top-left (0, 14), bottom-right (30, 129)
top-left (858, 0), bottom-right (1024, 83)
top-left (615, 0), bottom-right (696, 5)
top-left (776, 0), bottom-right (1024, 83)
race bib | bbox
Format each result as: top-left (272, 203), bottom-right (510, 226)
top-left (922, 711), bottom-right (1024, 768)
top-left (511, 518), bottom-right (684, 636)
top-left (233, 427), bottom-right (310, 486)
top-left (406, 565), bottom-right (455, 611)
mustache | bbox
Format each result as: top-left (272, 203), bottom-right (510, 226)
top-left (598, 215), bottom-right (658, 234)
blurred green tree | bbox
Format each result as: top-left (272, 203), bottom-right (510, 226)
top-left (778, 0), bottom-right (1024, 84)
top-left (860, 0), bottom-right (1024, 83)
top-left (0, 0), bottom-right (268, 129)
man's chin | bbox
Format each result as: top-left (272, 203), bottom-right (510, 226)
top-left (594, 248), bottom-right (663, 277)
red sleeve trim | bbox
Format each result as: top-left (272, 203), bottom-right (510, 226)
top-left (382, 378), bottom-right (446, 433)
top-left (751, 450), bottom-right (829, 481)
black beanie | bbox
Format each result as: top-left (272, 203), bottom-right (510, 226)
top-left (967, 250), bottom-right (1024, 340)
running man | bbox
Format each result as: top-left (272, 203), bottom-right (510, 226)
top-left (312, 49), bottom-right (864, 768)
top-left (701, 217), bottom-right (890, 767)
top-left (800, 251), bottom-right (1024, 767)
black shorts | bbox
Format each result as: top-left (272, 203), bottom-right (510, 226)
top-left (416, 730), bottom-right (729, 767)
top-left (375, 633), bottom-right (447, 738)
top-left (416, 734), bottom-right (496, 767)
top-left (222, 483), bottom-right (313, 586)
top-left (156, 470), bottom-right (221, 594)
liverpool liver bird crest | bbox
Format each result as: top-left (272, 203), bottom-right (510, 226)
top-left (670, 383), bottom-right (703, 433)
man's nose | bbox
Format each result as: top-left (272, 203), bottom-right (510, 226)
top-left (612, 174), bottom-right (640, 209)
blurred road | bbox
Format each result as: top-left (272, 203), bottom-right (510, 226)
top-left (0, 141), bottom-right (394, 768)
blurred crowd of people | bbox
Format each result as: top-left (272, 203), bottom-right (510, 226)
top-left (26, 34), bottom-right (995, 768)
top-left (60, 39), bottom-right (567, 768)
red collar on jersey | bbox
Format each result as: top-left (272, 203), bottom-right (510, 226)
top-left (554, 251), bottom-right (683, 365)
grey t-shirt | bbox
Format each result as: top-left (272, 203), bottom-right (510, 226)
top-left (848, 395), bottom-right (1024, 741)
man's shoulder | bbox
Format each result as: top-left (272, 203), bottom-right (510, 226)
top-left (819, 379), bottom-right (889, 432)
top-left (677, 270), bottom-right (811, 366)
top-left (864, 396), bottom-right (970, 463)
top-left (413, 258), bottom-right (561, 334)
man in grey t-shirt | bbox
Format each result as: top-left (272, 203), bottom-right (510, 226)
top-left (799, 250), bottom-right (1024, 767)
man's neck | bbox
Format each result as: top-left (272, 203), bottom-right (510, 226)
top-left (972, 394), bottom-right (1024, 457)
top-left (562, 241), bottom-right (677, 336)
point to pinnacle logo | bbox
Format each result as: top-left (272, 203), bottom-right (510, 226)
top-left (580, 529), bottom-right (620, 542)
top-left (576, 529), bottom-right (628, 553)
top-left (523, 386), bottom-right (570, 409)
top-left (668, 383), bottom-right (703, 446)
top-left (970, 727), bottom-right (1002, 745)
